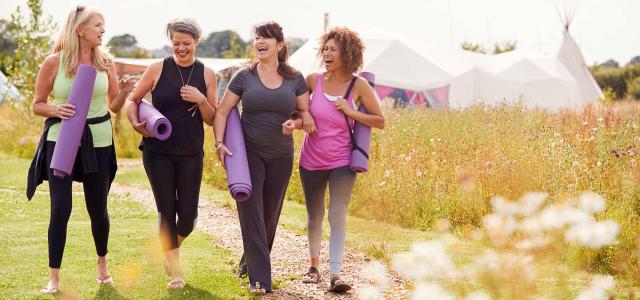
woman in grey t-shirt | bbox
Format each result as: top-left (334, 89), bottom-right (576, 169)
top-left (213, 21), bottom-right (314, 294)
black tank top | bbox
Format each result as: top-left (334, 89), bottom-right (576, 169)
top-left (142, 56), bottom-right (205, 155)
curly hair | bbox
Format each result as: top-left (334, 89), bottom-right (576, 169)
top-left (317, 27), bottom-right (365, 74)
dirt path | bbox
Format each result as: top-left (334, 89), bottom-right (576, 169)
top-left (111, 163), bottom-right (409, 299)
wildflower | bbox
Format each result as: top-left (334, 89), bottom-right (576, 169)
top-left (575, 275), bottom-right (615, 300)
top-left (464, 291), bottom-right (492, 300)
top-left (411, 283), bottom-right (455, 300)
top-left (564, 221), bottom-right (620, 249)
top-left (517, 192), bottom-right (548, 216)
top-left (393, 240), bottom-right (457, 280)
top-left (490, 196), bottom-right (520, 216)
top-left (483, 213), bottom-right (517, 245)
top-left (379, 181), bottom-right (386, 187)
top-left (577, 192), bottom-right (606, 214)
top-left (384, 170), bottom-right (391, 178)
top-left (363, 261), bottom-right (390, 288)
top-left (358, 286), bottom-right (383, 300)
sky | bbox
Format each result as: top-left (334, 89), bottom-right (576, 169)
top-left (0, 0), bottom-right (637, 65)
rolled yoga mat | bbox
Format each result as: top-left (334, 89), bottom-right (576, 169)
top-left (138, 99), bottom-right (172, 141)
top-left (50, 64), bottom-right (97, 178)
top-left (349, 72), bottom-right (376, 173)
top-left (223, 106), bottom-right (252, 201)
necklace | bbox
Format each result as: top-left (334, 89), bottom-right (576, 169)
top-left (174, 57), bottom-right (195, 87)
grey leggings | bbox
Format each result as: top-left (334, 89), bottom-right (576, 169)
top-left (300, 165), bottom-right (356, 276)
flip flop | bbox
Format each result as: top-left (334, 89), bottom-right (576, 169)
top-left (302, 266), bottom-right (321, 283)
top-left (167, 277), bottom-right (186, 289)
top-left (97, 275), bottom-right (113, 284)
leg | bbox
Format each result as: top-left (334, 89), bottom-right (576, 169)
top-left (175, 154), bottom-right (203, 241)
top-left (143, 150), bottom-right (179, 251)
top-left (42, 142), bottom-right (74, 293)
top-left (299, 167), bottom-right (329, 268)
top-left (236, 151), bottom-right (271, 291)
top-left (262, 156), bottom-right (293, 252)
top-left (327, 167), bottom-right (356, 277)
top-left (82, 146), bottom-right (113, 283)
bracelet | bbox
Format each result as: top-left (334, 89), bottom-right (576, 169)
top-left (215, 141), bottom-right (224, 150)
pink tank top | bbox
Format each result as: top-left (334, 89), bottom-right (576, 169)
top-left (299, 73), bottom-right (355, 170)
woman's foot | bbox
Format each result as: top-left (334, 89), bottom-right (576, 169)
top-left (328, 275), bottom-right (351, 293)
top-left (249, 282), bottom-right (267, 295)
top-left (97, 256), bottom-right (113, 284)
top-left (39, 280), bottom-right (59, 294)
top-left (167, 276), bottom-right (186, 289)
top-left (302, 266), bottom-right (321, 283)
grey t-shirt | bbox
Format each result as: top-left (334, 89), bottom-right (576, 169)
top-left (228, 68), bottom-right (308, 159)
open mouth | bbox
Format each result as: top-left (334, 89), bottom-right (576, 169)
top-left (257, 46), bottom-right (268, 54)
top-left (324, 58), bottom-right (334, 66)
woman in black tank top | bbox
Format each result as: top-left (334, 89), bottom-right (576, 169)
top-left (124, 18), bottom-right (218, 289)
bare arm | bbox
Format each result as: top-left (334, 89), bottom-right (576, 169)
top-left (106, 63), bottom-right (135, 113)
top-left (213, 88), bottom-right (241, 166)
top-left (197, 66), bottom-right (218, 126)
top-left (339, 77), bottom-right (385, 129)
top-left (32, 54), bottom-right (76, 119)
top-left (124, 61), bottom-right (161, 137)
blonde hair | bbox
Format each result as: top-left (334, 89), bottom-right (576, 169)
top-left (53, 5), bottom-right (112, 76)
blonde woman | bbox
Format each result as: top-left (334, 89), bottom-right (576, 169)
top-left (27, 5), bottom-right (135, 294)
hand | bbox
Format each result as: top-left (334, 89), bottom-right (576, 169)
top-left (180, 85), bottom-right (206, 104)
top-left (132, 120), bottom-right (153, 137)
top-left (216, 144), bottom-right (233, 168)
top-left (54, 103), bottom-right (75, 119)
top-left (282, 119), bottom-right (296, 136)
top-left (334, 98), bottom-right (354, 114)
top-left (301, 111), bottom-right (316, 133)
top-left (118, 75), bottom-right (137, 93)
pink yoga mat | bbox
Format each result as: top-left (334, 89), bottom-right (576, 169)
top-left (349, 72), bottom-right (375, 173)
top-left (223, 106), bottom-right (252, 201)
top-left (50, 64), bottom-right (97, 178)
top-left (138, 100), bottom-right (172, 141)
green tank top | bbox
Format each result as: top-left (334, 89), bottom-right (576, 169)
top-left (46, 57), bottom-right (112, 147)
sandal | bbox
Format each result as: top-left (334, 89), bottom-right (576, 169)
top-left (302, 266), bottom-right (321, 283)
top-left (249, 282), bottom-right (267, 295)
top-left (328, 275), bottom-right (351, 293)
top-left (96, 275), bottom-right (113, 284)
top-left (39, 282), bottom-right (59, 295)
top-left (167, 277), bottom-right (186, 289)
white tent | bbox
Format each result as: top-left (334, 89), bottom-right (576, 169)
top-left (556, 30), bottom-right (603, 105)
top-left (113, 57), bottom-right (245, 75)
top-left (0, 70), bottom-right (23, 102)
top-left (288, 30), bottom-right (452, 92)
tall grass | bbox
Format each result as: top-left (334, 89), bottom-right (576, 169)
top-left (3, 100), bottom-right (640, 279)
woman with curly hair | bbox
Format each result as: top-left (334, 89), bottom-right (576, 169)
top-left (291, 27), bottom-right (384, 293)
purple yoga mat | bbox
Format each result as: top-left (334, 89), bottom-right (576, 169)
top-left (138, 100), bottom-right (172, 141)
top-left (223, 106), bottom-right (252, 201)
top-left (50, 64), bottom-right (97, 178)
top-left (349, 72), bottom-right (376, 173)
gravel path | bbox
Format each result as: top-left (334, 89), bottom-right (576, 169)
top-left (111, 163), bottom-right (409, 299)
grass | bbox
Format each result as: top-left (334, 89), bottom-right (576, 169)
top-left (0, 153), bottom-right (249, 299)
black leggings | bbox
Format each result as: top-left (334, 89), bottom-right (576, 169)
top-left (45, 141), bottom-right (112, 268)
top-left (142, 150), bottom-right (202, 251)
top-left (237, 151), bottom-right (293, 292)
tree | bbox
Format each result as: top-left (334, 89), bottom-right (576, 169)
top-left (0, 19), bottom-right (18, 73)
top-left (197, 30), bottom-right (248, 58)
top-left (460, 40), bottom-right (486, 54)
top-left (493, 40), bottom-right (517, 55)
top-left (627, 56), bottom-right (640, 66)
top-left (3, 0), bottom-right (57, 103)
top-left (460, 40), bottom-right (517, 55)
top-left (107, 34), bottom-right (150, 58)
top-left (600, 59), bottom-right (619, 68)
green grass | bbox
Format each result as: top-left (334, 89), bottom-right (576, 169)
top-left (0, 154), bottom-right (249, 299)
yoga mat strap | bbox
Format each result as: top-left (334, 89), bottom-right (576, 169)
top-left (342, 76), bottom-right (361, 155)
top-left (26, 113), bottom-right (111, 200)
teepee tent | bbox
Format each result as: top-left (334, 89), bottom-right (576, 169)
top-left (0, 70), bottom-right (24, 102)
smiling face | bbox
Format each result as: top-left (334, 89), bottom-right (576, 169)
top-left (322, 39), bottom-right (343, 73)
top-left (171, 31), bottom-right (197, 64)
top-left (77, 15), bottom-right (105, 48)
top-left (254, 33), bottom-right (282, 61)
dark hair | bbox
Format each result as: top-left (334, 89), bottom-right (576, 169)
top-left (248, 21), bottom-right (298, 79)
top-left (317, 27), bottom-right (365, 74)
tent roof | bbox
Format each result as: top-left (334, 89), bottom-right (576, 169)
top-left (113, 57), bottom-right (246, 74)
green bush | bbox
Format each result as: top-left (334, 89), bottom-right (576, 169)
top-left (626, 76), bottom-right (640, 100)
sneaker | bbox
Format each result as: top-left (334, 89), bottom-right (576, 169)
top-left (328, 275), bottom-right (351, 293)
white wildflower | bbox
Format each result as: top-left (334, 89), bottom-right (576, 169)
top-left (358, 286), bottom-right (383, 300)
top-left (363, 261), bottom-right (390, 288)
top-left (411, 283), bottom-right (455, 300)
top-left (483, 213), bottom-right (517, 245)
top-left (515, 236), bottom-right (551, 250)
top-left (578, 192), bottom-right (606, 214)
top-left (490, 196), bottom-right (520, 216)
top-left (517, 192), bottom-right (548, 216)
top-left (565, 221), bottom-right (620, 249)
top-left (575, 274), bottom-right (616, 300)
top-left (464, 291), bottom-right (492, 300)
top-left (410, 240), bottom-right (458, 279)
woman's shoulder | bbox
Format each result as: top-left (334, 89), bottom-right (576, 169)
top-left (42, 53), bottom-right (61, 69)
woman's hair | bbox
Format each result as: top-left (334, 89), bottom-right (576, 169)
top-left (53, 5), bottom-right (112, 76)
top-left (247, 21), bottom-right (298, 79)
top-left (166, 18), bottom-right (202, 42)
top-left (317, 27), bottom-right (365, 74)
